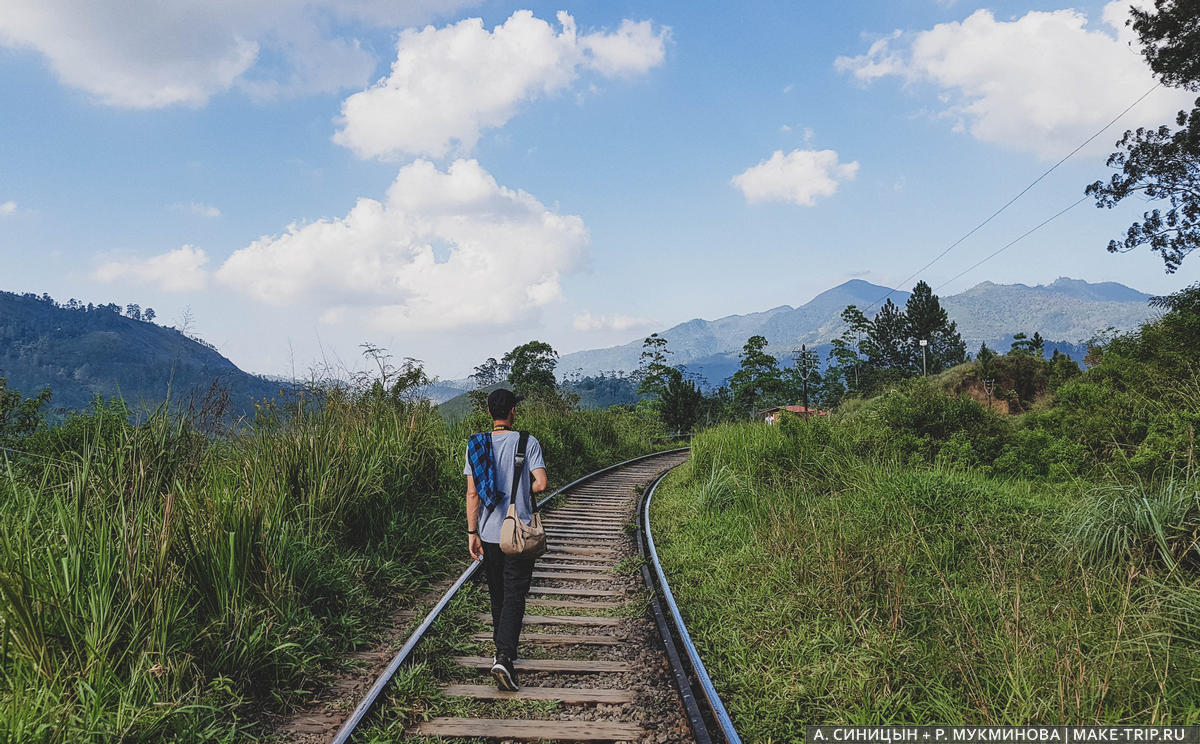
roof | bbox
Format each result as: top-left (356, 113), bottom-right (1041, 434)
top-left (759, 405), bottom-right (829, 416)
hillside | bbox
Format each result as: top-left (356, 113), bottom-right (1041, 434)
top-left (0, 291), bottom-right (280, 416)
top-left (558, 277), bottom-right (1155, 386)
top-left (436, 375), bottom-right (644, 420)
top-left (940, 279), bottom-right (1153, 342)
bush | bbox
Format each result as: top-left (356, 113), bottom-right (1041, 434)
top-left (847, 378), bottom-right (1010, 465)
top-left (990, 428), bottom-right (1088, 480)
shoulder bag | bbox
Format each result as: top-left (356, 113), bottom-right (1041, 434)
top-left (499, 431), bottom-right (547, 558)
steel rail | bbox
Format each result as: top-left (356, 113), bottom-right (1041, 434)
top-left (637, 470), bottom-right (712, 744)
top-left (641, 467), bottom-right (743, 744)
top-left (330, 446), bottom-right (689, 744)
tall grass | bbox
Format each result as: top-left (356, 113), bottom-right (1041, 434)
top-left (0, 391), bottom-right (664, 742)
top-left (1069, 472), bottom-right (1200, 573)
top-left (651, 420), bottom-right (1200, 740)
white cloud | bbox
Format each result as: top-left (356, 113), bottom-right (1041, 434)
top-left (215, 159), bottom-right (587, 332)
top-left (0, 0), bottom-right (478, 108)
top-left (172, 201), bottom-right (221, 218)
top-left (94, 245), bottom-right (210, 291)
top-left (333, 10), bottom-right (669, 159)
top-left (572, 312), bottom-right (654, 332)
top-left (579, 19), bottom-right (668, 77)
top-left (732, 149), bottom-right (859, 206)
top-left (0, 201), bottom-right (16, 216)
top-left (834, 2), bottom-right (1193, 160)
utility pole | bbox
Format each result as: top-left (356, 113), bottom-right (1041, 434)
top-left (919, 339), bottom-right (928, 376)
top-left (853, 332), bottom-right (861, 392)
top-left (792, 344), bottom-right (818, 414)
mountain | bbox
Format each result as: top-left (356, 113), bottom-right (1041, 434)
top-left (0, 291), bottom-right (280, 417)
top-left (940, 281), bottom-right (1153, 344)
top-left (1040, 277), bottom-right (1152, 303)
top-left (558, 277), bottom-right (1157, 387)
top-left (420, 379), bottom-right (474, 404)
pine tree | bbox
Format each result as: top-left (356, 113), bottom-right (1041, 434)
top-left (905, 281), bottom-right (966, 373)
top-left (659, 368), bottom-right (703, 434)
top-left (866, 299), bottom-right (910, 373)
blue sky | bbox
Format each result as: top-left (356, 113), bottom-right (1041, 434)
top-left (1, 0), bottom-right (1196, 379)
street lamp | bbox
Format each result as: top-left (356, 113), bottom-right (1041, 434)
top-left (919, 339), bottom-right (928, 376)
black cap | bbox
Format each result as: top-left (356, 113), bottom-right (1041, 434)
top-left (487, 388), bottom-right (524, 418)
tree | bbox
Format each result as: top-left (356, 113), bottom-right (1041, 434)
top-left (502, 341), bottom-right (558, 395)
top-left (356, 343), bottom-right (430, 406)
top-left (635, 333), bottom-right (673, 398)
top-left (904, 281), bottom-right (966, 372)
top-left (0, 378), bottom-right (50, 445)
top-left (729, 335), bottom-right (783, 414)
top-left (1086, 0), bottom-right (1200, 272)
top-left (125, 303), bottom-right (142, 321)
top-left (977, 342), bottom-right (998, 378)
top-left (1010, 332), bottom-right (1046, 357)
top-left (813, 366), bottom-right (847, 408)
top-left (659, 368), bottom-right (703, 434)
top-left (144, 308), bottom-right (156, 322)
top-left (828, 305), bottom-right (871, 395)
top-left (865, 299), bottom-right (911, 373)
top-left (1128, 281), bottom-right (1200, 374)
top-left (781, 354), bottom-right (823, 409)
top-left (470, 357), bottom-right (507, 388)
top-left (1047, 350), bottom-right (1082, 392)
top-left (1129, 0), bottom-right (1200, 93)
top-left (838, 283), bottom-right (967, 395)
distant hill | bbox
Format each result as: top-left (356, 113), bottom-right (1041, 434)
top-left (436, 375), bottom-right (644, 421)
top-left (419, 379), bottom-right (474, 404)
top-left (558, 277), bottom-right (1157, 388)
top-left (940, 280), bottom-right (1153, 344)
top-left (0, 291), bottom-right (280, 417)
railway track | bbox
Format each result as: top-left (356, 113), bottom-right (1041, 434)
top-left (320, 447), bottom-right (739, 744)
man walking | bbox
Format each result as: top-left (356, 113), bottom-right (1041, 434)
top-left (464, 389), bottom-right (547, 691)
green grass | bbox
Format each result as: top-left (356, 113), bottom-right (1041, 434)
top-left (0, 390), bottom-right (665, 742)
top-left (650, 421), bottom-right (1200, 742)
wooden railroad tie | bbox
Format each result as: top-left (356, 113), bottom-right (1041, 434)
top-left (477, 613), bottom-right (620, 626)
top-left (528, 586), bottom-right (624, 597)
top-left (454, 656), bottom-right (631, 673)
top-left (471, 631), bottom-right (620, 645)
top-left (413, 717), bottom-right (643, 741)
top-left (440, 684), bottom-right (635, 704)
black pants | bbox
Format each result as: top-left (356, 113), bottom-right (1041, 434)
top-left (481, 541), bottom-right (536, 659)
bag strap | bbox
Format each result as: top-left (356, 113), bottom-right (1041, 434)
top-left (510, 431), bottom-right (534, 513)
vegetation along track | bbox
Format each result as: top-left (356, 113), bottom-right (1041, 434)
top-left (324, 447), bottom-right (738, 744)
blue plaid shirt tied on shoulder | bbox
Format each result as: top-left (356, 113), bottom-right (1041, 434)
top-left (466, 432), bottom-right (500, 510)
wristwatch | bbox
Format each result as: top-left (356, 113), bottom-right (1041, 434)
top-left (467, 529), bottom-right (479, 535)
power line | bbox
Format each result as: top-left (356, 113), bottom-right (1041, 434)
top-left (934, 196), bottom-right (1089, 293)
top-left (864, 83), bottom-right (1161, 313)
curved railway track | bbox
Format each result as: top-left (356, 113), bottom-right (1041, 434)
top-left (316, 447), bottom-right (739, 744)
